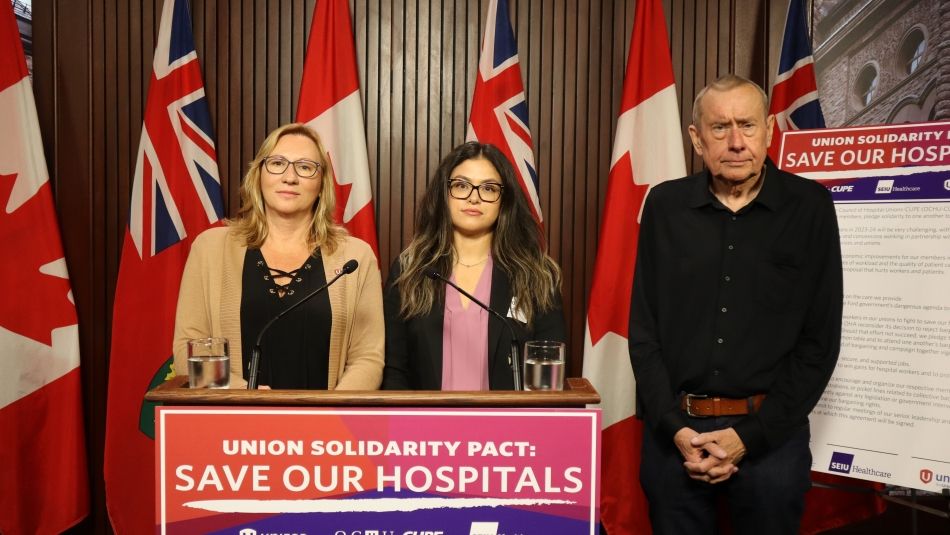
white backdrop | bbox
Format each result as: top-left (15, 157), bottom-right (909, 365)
top-left (780, 121), bottom-right (950, 492)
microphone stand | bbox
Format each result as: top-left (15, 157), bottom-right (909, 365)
top-left (426, 270), bottom-right (523, 391)
top-left (247, 259), bottom-right (359, 389)
top-left (508, 335), bottom-right (522, 392)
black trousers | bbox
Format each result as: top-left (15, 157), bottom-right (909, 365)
top-left (640, 415), bottom-right (812, 535)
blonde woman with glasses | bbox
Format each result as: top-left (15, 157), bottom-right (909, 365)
top-left (173, 123), bottom-right (383, 390)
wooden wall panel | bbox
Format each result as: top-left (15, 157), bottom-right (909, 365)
top-left (28, 0), bottom-right (789, 531)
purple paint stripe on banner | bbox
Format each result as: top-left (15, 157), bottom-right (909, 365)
top-left (202, 489), bottom-right (595, 535)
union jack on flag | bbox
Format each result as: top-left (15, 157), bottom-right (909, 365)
top-left (768, 0), bottom-right (825, 160)
top-left (105, 0), bottom-right (223, 531)
top-left (466, 0), bottom-right (541, 224)
top-left (129, 0), bottom-right (223, 258)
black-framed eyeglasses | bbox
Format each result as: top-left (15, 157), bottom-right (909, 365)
top-left (448, 178), bottom-right (504, 203)
top-left (262, 156), bottom-right (322, 178)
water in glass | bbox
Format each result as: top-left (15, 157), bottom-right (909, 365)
top-left (523, 340), bottom-right (566, 391)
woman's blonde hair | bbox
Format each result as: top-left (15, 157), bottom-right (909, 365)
top-left (230, 123), bottom-right (346, 253)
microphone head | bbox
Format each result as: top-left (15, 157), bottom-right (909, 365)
top-left (424, 269), bottom-right (442, 280)
top-left (342, 259), bottom-right (359, 274)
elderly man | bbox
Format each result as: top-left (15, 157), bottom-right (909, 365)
top-left (628, 74), bottom-right (842, 534)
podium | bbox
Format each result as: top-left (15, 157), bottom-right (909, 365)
top-left (148, 378), bottom-right (602, 534)
top-left (146, 375), bottom-right (600, 407)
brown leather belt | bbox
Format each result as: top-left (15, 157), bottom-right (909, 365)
top-left (680, 393), bottom-right (766, 417)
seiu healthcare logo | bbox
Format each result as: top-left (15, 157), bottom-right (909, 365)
top-left (829, 452), bottom-right (854, 474)
top-left (829, 451), bottom-right (892, 480)
top-left (875, 179), bottom-right (894, 194)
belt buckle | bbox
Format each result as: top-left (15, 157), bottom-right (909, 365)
top-left (685, 394), bottom-right (709, 417)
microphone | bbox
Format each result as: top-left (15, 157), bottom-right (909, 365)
top-left (425, 269), bottom-right (523, 391)
top-left (247, 259), bottom-right (359, 389)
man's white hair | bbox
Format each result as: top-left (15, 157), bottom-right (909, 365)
top-left (692, 74), bottom-right (769, 125)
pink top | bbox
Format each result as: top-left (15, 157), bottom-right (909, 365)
top-left (441, 257), bottom-right (493, 390)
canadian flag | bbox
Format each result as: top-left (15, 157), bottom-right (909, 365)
top-left (581, 0), bottom-right (685, 532)
top-left (0, 1), bottom-right (89, 533)
top-left (296, 0), bottom-right (379, 258)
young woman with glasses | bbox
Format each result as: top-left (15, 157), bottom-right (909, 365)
top-left (172, 123), bottom-right (383, 390)
top-left (382, 141), bottom-right (565, 390)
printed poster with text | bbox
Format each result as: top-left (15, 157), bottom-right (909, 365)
top-left (779, 120), bottom-right (950, 492)
top-left (156, 407), bottom-right (600, 534)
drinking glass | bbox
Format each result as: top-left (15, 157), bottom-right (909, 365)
top-left (523, 340), bottom-right (566, 391)
top-left (187, 337), bottom-right (230, 389)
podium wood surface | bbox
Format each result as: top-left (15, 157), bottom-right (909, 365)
top-left (145, 376), bottom-right (600, 408)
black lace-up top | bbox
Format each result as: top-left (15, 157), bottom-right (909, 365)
top-left (239, 248), bottom-right (331, 389)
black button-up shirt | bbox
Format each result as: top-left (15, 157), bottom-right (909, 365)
top-left (628, 161), bottom-right (842, 456)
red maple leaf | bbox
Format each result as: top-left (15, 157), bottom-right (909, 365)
top-left (587, 153), bottom-right (650, 345)
top-left (0, 172), bottom-right (76, 346)
top-left (326, 152), bottom-right (379, 260)
top-left (333, 172), bottom-right (354, 226)
top-left (324, 150), bottom-right (353, 224)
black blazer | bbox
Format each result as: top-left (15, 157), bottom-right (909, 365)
top-left (382, 260), bottom-right (566, 390)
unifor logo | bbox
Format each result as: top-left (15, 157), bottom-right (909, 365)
top-left (943, 178), bottom-right (950, 191)
top-left (238, 529), bottom-right (257, 535)
top-left (828, 452), bottom-right (854, 474)
top-left (920, 469), bottom-right (934, 484)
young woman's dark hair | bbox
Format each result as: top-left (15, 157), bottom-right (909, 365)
top-left (394, 141), bottom-right (560, 326)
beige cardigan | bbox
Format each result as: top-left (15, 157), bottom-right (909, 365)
top-left (172, 226), bottom-right (383, 389)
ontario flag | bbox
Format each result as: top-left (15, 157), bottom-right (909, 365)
top-left (767, 0), bottom-right (824, 161)
top-left (581, 0), bottom-right (685, 533)
top-left (0, 2), bottom-right (89, 532)
top-left (466, 0), bottom-right (542, 224)
top-left (103, 0), bottom-right (223, 532)
top-left (768, 1), bottom-right (886, 532)
top-left (296, 0), bottom-right (378, 259)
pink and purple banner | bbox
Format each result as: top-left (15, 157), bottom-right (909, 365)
top-left (778, 121), bottom-right (950, 202)
top-left (777, 121), bottom-right (950, 492)
top-left (156, 407), bottom-right (601, 534)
